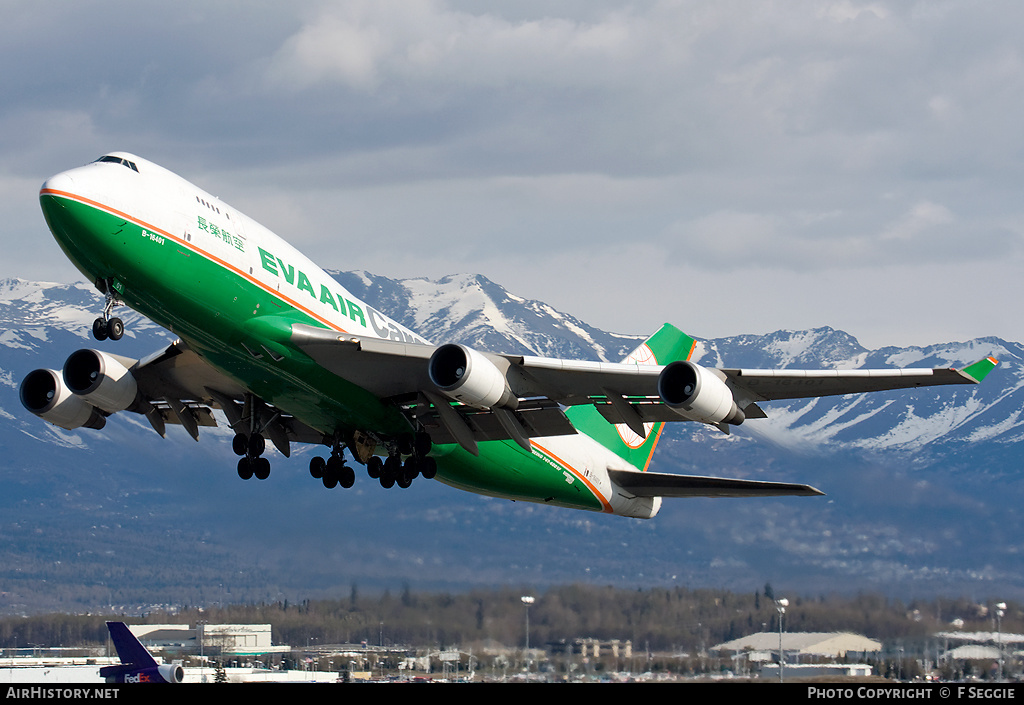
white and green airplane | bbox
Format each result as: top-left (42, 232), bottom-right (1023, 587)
top-left (20, 153), bottom-right (999, 519)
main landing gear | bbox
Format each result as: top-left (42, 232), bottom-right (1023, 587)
top-left (234, 431), bottom-right (271, 481)
top-left (366, 432), bottom-right (436, 490)
top-left (92, 280), bottom-right (124, 341)
top-left (308, 441), bottom-right (356, 489)
top-left (308, 432), bottom-right (436, 491)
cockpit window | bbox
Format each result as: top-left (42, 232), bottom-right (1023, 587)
top-left (94, 155), bottom-right (139, 172)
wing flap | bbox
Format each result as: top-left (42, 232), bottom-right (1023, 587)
top-left (290, 324), bottom-right (437, 398)
top-left (127, 340), bottom-right (322, 444)
top-left (401, 394), bottom-right (577, 448)
top-left (608, 468), bottom-right (824, 498)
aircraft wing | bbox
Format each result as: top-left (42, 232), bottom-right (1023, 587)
top-left (607, 469), bottom-right (824, 498)
top-left (720, 361), bottom-right (996, 403)
top-left (28, 339), bottom-right (324, 452)
top-left (288, 323), bottom-right (997, 452)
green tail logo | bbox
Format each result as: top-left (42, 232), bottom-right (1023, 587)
top-left (566, 323), bottom-right (696, 471)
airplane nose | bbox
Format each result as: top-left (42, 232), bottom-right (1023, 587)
top-left (41, 171), bottom-right (75, 195)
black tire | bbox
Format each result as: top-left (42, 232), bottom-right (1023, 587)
top-left (92, 318), bottom-right (108, 341)
top-left (367, 456), bottom-right (383, 479)
top-left (340, 465), bottom-right (355, 489)
top-left (323, 470), bottom-right (338, 489)
top-left (248, 433), bottom-right (265, 457)
top-left (254, 457), bottom-right (271, 480)
top-left (380, 475), bottom-right (395, 489)
top-left (398, 433), bottom-right (414, 456)
top-left (414, 432), bottom-right (432, 458)
top-left (237, 457), bottom-right (254, 480)
top-left (403, 456), bottom-right (420, 480)
top-left (420, 456), bottom-right (437, 480)
top-left (383, 455), bottom-right (401, 478)
top-left (309, 456), bottom-right (326, 479)
top-left (232, 434), bottom-right (248, 456)
top-left (107, 317), bottom-right (124, 341)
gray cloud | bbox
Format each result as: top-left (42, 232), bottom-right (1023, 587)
top-left (1, 1), bottom-right (1022, 348)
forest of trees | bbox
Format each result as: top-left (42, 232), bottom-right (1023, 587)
top-left (0, 583), bottom-right (1017, 654)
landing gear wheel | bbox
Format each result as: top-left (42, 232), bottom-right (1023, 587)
top-left (398, 433), bottom-right (415, 456)
top-left (340, 464), bottom-right (355, 489)
top-left (414, 432), bottom-right (432, 458)
top-left (248, 433), bottom-right (266, 457)
top-left (106, 317), bottom-right (124, 341)
top-left (419, 456), bottom-right (437, 480)
top-left (367, 456), bottom-right (383, 479)
top-left (92, 318), bottom-right (108, 341)
top-left (237, 457), bottom-right (254, 480)
top-left (309, 456), bottom-right (326, 479)
top-left (254, 457), bottom-right (271, 480)
top-left (403, 456), bottom-right (420, 481)
top-left (232, 433), bottom-right (248, 457)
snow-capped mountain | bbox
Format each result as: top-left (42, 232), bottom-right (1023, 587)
top-left (330, 270), bottom-right (644, 361)
top-left (1, 274), bottom-right (1022, 612)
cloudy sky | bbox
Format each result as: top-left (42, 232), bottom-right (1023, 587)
top-left (2, 1), bottom-right (1021, 349)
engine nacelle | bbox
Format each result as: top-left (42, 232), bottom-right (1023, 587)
top-left (20, 368), bottom-right (107, 430)
top-left (62, 349), bottom-right (139, 414)
top-left (158, 664), bottom-right (185, 684)
top-left (428, 344), bottom-right (516, 409)
top-left (657, 360), bottom-right (745, 426)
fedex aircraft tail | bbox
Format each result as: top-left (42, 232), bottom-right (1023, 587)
top-left (100, 622), bottom-right (184, 684)
top-left (566, 324), bottom-right (696, 471)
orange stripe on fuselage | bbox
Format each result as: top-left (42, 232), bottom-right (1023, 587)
top-left (40, 188), bottom-right (353, 336)
top-left (529, 439), bottom-right (613, 513)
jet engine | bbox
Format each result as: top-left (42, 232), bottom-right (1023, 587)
top-left (62, 349), bottom-right (139, 414)
top-left (657, 360), bottom-right (745, 426)
top-left (428, 344), bottom-right (516, 409)
top-left (20, 368), bottom-right (107, 430)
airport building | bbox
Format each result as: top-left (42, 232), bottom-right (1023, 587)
top-left (129, 623), bottom-right (289, 657)
top-left (712, 630), bottom-right (883, 662)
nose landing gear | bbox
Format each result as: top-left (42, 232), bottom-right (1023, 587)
top-left (92, 279), bottom-right (124, 341)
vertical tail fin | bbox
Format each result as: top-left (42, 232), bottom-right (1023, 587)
top-left (565, 323), bottom-right (695, 471)
top-left (106, 622), bottom-right (158, 668)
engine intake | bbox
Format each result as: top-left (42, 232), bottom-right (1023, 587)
top-left (428, 344), bottom-right (516, 409)
top-left (63, 349), bottom-right (139, 414)
top-left (20, 368), bottom-right (106, 430)
top-left (657, 360), bottom-right (745, 426)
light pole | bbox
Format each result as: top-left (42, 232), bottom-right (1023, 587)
top-left (197, 620), bottom-right (207, 683)
top-left (995, 602), bottom-right (1007, 681)
top-left (776, 598), bottom-right (788, 683)
top-left (521, 596), bottom-right (535, 672)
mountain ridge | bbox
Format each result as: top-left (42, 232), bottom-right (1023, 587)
top-left (0, 273), bottom-right (1021, 612)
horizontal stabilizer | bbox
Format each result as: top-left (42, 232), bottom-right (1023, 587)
top-left (608, 469), bottom-right (824, 498)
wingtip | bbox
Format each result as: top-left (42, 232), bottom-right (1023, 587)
top-left (961, 356), bottom-right (999, 384)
